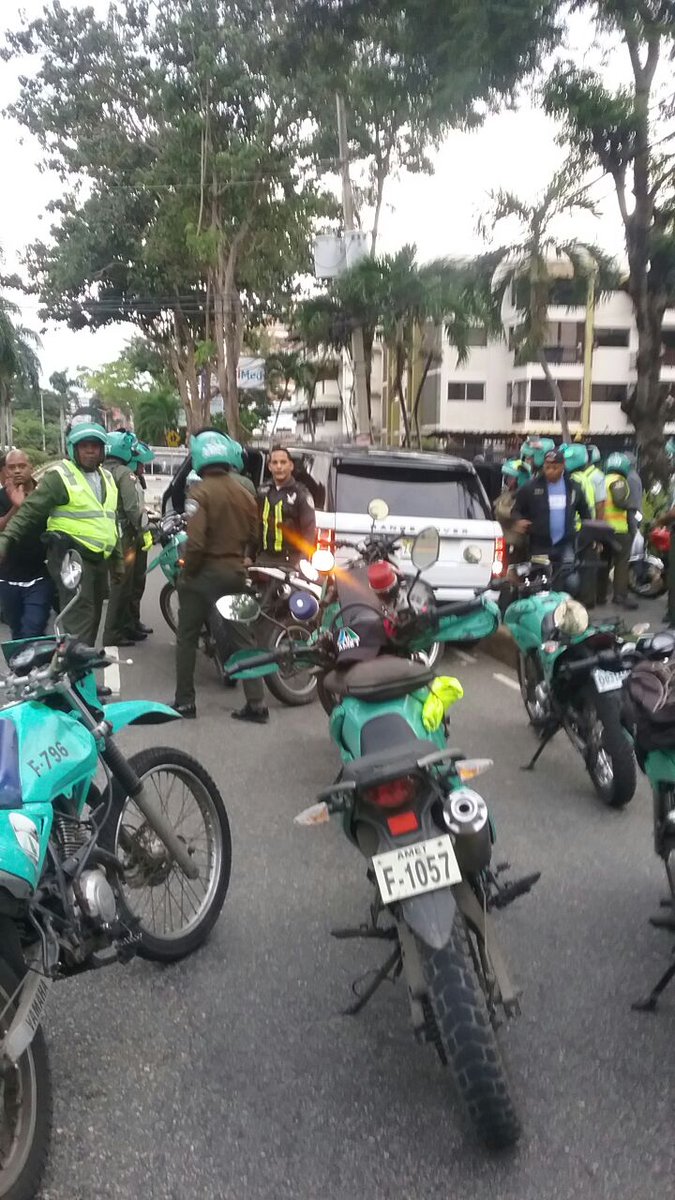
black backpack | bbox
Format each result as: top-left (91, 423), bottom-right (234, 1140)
top-left (627, 660), bottom-right (675, 752)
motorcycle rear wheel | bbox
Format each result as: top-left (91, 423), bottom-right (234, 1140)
top-left (628, 563), bottom-right (666, 598)
top-left (416, 916), bottom-right (520, 1150)
top-left (582, 688), bottom-right (636, 808)
top-left (0, 956), bottom-right (51, 1200)
top-left (100, 748), bottom-right (232, 961)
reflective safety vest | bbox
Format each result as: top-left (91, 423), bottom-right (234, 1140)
top-left (572, 467), bottom-right (596, 523)
top-left (603, 472), bottom-right (629, 533)
top-left (46, 461), bottom-right (119, 557)
top-left (262, 496), bottom-right (284, 553)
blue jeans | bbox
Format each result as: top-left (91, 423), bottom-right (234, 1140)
top-left (0, 577), bottom-right (53, 640)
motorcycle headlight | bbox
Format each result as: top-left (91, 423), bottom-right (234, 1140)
top-left (9, 814), bottom-right (40, 866)
top-left (553, 598), bottom-right (589, 636)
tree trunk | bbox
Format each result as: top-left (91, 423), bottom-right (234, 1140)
top-left (394, 344), bottom-right (411, 447)
top-left (624, 293), bottom-right (668, 486)
top-left (538, 351), bottom-right (571, 442)
top-left (411, 350), bottom-right (434, 449)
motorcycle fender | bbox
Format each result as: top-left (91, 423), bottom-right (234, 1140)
top-left (399, 887), bottom-right (457, 952)
top-left (103, 701), bottom-right (180, 734)
top-left (0, 971), bottom-right (53, 1064)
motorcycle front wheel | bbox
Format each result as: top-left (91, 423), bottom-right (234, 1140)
top-left (0, 956), bottom-right (51, 1200)
top-left (159, 583), bottom-right (179, 635)
top-left (628, 562), bottom-right (666, 598)
top-left (415, 915), bottom-right (520, 1150)
top-left (264, 622), bottom-right (317, 707)
top-left (581, 688), bottom-right (636, 808)
top-left (100, 748), bottom-right (232, 961)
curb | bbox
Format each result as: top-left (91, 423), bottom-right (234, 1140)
top-left (480, 626), bottom-right (517, 671)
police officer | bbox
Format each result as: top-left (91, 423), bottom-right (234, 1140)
top-left (259, 446), bottom-right (316, 564)
top-left (600, 452), bottom-right (638, 610)
top-left (173, 430), bottom-right (268, 723)
top-left (0, 420), bottom-right (122, 644)
top-left (102, 430), bottom-right (152, 646)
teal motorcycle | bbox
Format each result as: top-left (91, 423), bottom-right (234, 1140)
top-left (224, 521), bottom-right (539, 1150)
top-left (0, 550), bottom-right (231, 1200)
top-left (503, 544), bottom-right (637, 808)
top-left (147, 511), bottom-right (187, 634)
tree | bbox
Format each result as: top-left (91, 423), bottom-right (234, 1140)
top-left (544, 0), bottom-right (675, 482)
top-left (132, 389), bottom-right (180, 445)
top-left (0, 295), bottom-right (41, 450)
top-left (294, 247), bottom-right (488, 446)
top-left (479, 167), bottom-right (620, 441)
top-left (6, 0), bottom-right (331, 437)
top-left (78, 345), bottom-right (181, 444)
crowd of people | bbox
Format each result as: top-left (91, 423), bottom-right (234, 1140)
top-left (0, 421), bottom-right (317, 721)
top-left (494, 436), bottom-right (675, 616)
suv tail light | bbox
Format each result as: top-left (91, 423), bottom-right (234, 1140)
top-left (491, 534), bottom-right (506, 579)
top-left (316, 528), bottom-right (335, 553)
top-left (364, 775), bottom-right (418, 809)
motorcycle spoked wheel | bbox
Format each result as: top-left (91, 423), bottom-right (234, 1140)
top-left (263, 621), bottom-right (318, 707)
top-left (415, 914), bottom-right (520, 1150)
top-left (628, 562), bottom-right (667, 598)
top-left (577, 687), bottom-right (637, 808)
top-left (159, 582), bottom-right (179, 635)
top-left (0, 956), bottom-right (51, 1200)
top-left (516, 652), bottom-right (548, 732)
top-left (99, 748), bottom-right (232, 962)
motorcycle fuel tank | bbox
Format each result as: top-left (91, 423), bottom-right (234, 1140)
top-left (504, 592), bottom-right (569, 653)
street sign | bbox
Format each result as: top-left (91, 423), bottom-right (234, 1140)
top-left (237, 357), bottom-right (266, 390)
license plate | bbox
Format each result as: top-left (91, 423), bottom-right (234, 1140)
top-left (372, 834), bottom-right (461, 904)
top-left (592, 668), bottom-right (630, 694)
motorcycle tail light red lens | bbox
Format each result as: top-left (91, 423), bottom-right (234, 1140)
top-left (386, 810), bottom-right (420, 836)
top-left (364, 775), bottom-right (418, 810)
top-left (367, 561), bottom-right (398, 593)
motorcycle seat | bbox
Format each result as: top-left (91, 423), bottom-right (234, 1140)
top-left (323, 656), bottom-right (435, 703)
top-left (341, 734), bottom-right (444, 790)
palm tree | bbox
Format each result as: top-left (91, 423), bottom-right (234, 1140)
top-left (131, 387), bottom-right (179, 445)
top-left (0, 296), bottom-right (41, 449)
top-left (480, 166), bottom-right (619, 441)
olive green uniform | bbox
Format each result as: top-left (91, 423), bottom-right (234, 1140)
top-left (175, 470), bottom-right (264, 708)
top-left (102, 458), bottom-right (146, 642)
top-left (0, 465), bottom-right (123, 646)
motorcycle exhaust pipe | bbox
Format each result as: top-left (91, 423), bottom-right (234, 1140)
top-left (441, 788), bottom-right (492, 875)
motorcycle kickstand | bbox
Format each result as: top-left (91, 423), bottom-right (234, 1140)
top-left (522, 724), bottom-right (559, 772)
top-left (343, 946), bottom-right (402, 1017)
top-left (632, 949), bottom-right (675, 1013)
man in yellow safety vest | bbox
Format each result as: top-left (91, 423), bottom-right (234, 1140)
top-left (600, 451), bottom-right (638, 610)
top-left (0, 420), bottom-right (123, 644)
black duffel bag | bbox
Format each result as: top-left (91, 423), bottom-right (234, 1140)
top-left (627, 659), bottom-right (675, 752)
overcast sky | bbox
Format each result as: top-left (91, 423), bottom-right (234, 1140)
top-left (0, 0), bottom-right (671, 383)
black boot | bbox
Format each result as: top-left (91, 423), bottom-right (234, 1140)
top-left (231, 704), bottom-right (269, 725)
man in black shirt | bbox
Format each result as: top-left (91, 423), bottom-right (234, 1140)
top-left (258, 446), bottom-right (316, 565)
top-left (0, 449), bottom-right (52, 639)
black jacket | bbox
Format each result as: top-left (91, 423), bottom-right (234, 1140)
top-left (512, 475), bottom-right (590, 554)
top-left (258, 479), bottom-right (316, 562)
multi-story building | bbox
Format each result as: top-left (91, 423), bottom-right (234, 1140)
top-left (418, 290), bottom-right (675, 455)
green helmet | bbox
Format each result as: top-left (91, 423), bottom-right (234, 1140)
top-left (666, 438), bottom-right (675, 460)
top-left (66, 420), bottom-right (108, 463)
top-left (502, 458), bottom-right (530, 487)
top-left (191, 431), bottom-right (243, 475)
top-left (605, 451), bottom-right (632, 478)
top-left (131, 440), bottom-right (155, 467)
top-left (522, 437), bottom-right (556, 469)
top-left (561, 443), bottom-right (588, 473)
top-left (106, 429), bottom-right (137, 464)
top-left (587, 444), bottom-right (601, 466)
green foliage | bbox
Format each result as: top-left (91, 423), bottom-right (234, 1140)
top-left (12, 411), bottom-right (60, 460)
top-left (132, 388), bottom-right (180, 445)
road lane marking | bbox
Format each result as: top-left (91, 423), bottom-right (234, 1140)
top-left (455, 649), bottom-right (477, 665)
top-left (493, 672), bottom-right (520, 692)
top-left (104, 645), bottom-right (121, 695)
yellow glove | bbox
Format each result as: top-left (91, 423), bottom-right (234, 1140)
top-left (141, 530), bottom-right (154, 552)
top-left (422, 675), bottom-right (464, 733)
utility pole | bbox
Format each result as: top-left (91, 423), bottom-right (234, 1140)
top-left (336, 91), bottom-right (371, 442)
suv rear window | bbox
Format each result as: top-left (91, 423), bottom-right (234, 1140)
top-left (335, 462), bottom-right (490, 520)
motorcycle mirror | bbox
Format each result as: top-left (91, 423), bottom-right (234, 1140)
top-left (215, 593), bottom-right (261, 623)
top-left (411, 527), bottom-right (440, 572)
top-left (368, 498), bottom-right (389, 521)
top-left (60, 550), bottom-right (83, 591)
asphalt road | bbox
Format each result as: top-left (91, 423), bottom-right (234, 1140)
top-left (39, 574), bottom-right (675, 1200)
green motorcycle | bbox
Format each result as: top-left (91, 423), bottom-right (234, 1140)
top-left (224, 521), bottom-right (539, 1150)
top-left (503, 543), bottom-right (637, 808)
top-left (0, 550), bottom-right (231, 1200)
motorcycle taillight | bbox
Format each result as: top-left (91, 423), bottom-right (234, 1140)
top-left (364, 775), bottom-right (418, 809)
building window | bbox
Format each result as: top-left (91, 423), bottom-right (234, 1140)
top-left (447, 381), bottom-right (485, 401)
top-left (506, 383), bottom-right (512, 408)
top-left (591, 383), bottom-right (629, 404)
top-left (323, 406), bottom-right (339, 422)
top-left (594, 328), bottom-right (630, 348)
